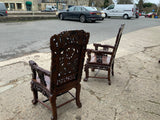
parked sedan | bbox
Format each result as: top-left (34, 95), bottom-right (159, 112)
top-left (145, 12), bottom-right (156, 18)
top-left (58, 6), bottom-right (103, 23)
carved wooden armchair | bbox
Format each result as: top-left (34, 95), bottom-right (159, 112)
top-left (84, 24), bottom-right (125, 85)
top-left (29, 30), bottom-right (89, 120)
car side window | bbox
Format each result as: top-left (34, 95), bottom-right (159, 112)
top-left (81, 7), bottom-right (86, 11)
top-left (107, 5), bottom-right (114, 10)
top-left (69, 6), bottom-right (75, 11)
top-left (74, 7), bottom-right (81, 11)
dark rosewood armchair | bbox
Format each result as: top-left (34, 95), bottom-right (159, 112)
top-left (29, 30), bottom-right (89, 120)
top-left (84, 24), bottom-right (125, 85)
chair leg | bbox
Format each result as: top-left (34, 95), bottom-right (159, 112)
top-left (50, 95), bottom-right (57, 120)
top-left (76, 83), bottom-right (82, 108)
top-left (31, 81), bottom-right (38, 104)
top-left (108, 69), bottom-right (111, 85)
top-left (112, 63), bottom-right (114, 76)
top-left (84, 65), bottom-right (89, 81)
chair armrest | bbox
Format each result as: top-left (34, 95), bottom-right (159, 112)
top-left (29, 60), bottom-right (50, 76)
top-left (93, 43), bottom-right (114, 50)
top-left (29, 60), bottom-right (50, 87)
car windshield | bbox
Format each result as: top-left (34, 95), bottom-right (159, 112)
top-left (0, 3), bottom-right (6, 10)
top-left (92, 7), bottom-right (97, 10)
top-left (107, 5), bottom-right (115, 10)
top-left (84, 7), bottom-right (97, 11)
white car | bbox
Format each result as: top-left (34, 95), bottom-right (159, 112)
top-left (103, 4), bottom-right (137, 19)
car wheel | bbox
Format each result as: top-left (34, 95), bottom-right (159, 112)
top-left (105, 13), bottom-right (107, 18)
top-left (59, 14), bottom-right (64, 20)
top-left (123, 14), bottom-right (128, 19)
top-left (136, 15), bottom-right (139, 18)
top-left (92, 20), bottom-right (96, 23)
top-left (80, 15), bottom-right (86, 23)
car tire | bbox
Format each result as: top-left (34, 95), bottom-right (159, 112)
top-left (80, 15), bottom-right (86, 23)
top-left (136, 15), bottom-right (139, 18)
top-left (92, 20), bottom-right (96, 23)
top-left (105, 13), bottom-right (107, 18)
top-left (59, 13), bottom-right (64, 20)
top-left (123, 14), bottom-right (129, 19)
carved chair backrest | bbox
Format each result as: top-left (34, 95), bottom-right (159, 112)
top-left (50, 30), bottom-right (89, 91)
top-left (109, 24), bottom-right (125, 65)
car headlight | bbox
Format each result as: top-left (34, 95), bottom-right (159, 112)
top-left (56, 12), bottom-right (58, 16)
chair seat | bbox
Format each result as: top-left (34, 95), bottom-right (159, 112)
top-left (89, 54), bottom-right (111, 65)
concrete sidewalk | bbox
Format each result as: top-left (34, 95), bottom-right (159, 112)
top-left (0, 26), bottom-right (160, 120)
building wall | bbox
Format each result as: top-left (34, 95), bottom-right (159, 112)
top-left (0, 0), bottom-right (89, 11)
top-left (67, 0), bottom-right (89, 6)
top-left (40, 0), bottom-right (89, 10)
top-left (0, 0), bottom-right (39, 11)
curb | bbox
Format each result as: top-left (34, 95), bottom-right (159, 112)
top-left (0, 15), bottom-right (58, 22)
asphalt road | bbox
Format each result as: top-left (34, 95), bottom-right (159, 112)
top-left (0, 17), bottom-right (160, 61)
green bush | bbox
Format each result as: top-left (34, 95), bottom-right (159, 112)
top-left (143, 3), bottom-right (153, 8)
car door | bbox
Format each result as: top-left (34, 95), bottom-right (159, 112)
top-left (114, 5), bottom-right (123, 17)
top-left (106, 5), bottom-right (115, 16)
top-left (72, 6), bottom-right (82, 20)
top-left (64, 6), bottom-right (75, 20)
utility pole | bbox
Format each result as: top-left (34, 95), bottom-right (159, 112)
top-left (56, 0), bottom-right (59, 10)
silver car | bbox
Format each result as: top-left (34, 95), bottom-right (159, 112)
top-left (0, 2), bottom-right (7, 16)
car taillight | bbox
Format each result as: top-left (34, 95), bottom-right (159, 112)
top-left (5, 11), bottom-right (7, 14)
top-left (132, 8), bottom-right (133, 12)
top-left (90, 12), bottom-right (96, 15)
